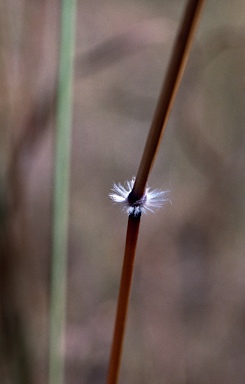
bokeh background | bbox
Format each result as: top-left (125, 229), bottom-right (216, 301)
top-left (1, 1), bottom-right (245, 383)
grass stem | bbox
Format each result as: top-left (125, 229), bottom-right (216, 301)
top-left (133, 0), bottom-right (206, 199)
top-left (107, 216), bottom-right (141, 384)
top-left (107, 1), bottom-right (206, 383)
top-left (49, 2), bottom-right (77, 384)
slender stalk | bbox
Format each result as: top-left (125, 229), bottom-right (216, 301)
top-left (107, 216), bottom-right (141, 384)
top-left (133, 0), bottom-right (206, 199)
top-left (49, 2), bottom-right (77, 384)
top-left (106, 1), bottom-right (206, 383)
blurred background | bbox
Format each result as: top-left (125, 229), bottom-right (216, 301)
top-left (1, 0), bottom-right (245, 383)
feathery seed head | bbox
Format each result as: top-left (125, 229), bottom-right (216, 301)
top-left (109, 177), bottom-right (170, 217)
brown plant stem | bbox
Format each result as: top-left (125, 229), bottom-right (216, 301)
top-left (106, 1), bottom-right (205, 383)
top-left (133, 0), bottom-right (206, 199)
top-left (106, 215), bottom-right (141, 384)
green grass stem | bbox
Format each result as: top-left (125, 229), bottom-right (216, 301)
top-left (49, 2), bottom-right (77, 384)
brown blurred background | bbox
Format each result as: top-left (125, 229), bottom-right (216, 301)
top-left (0, 1), bottom-right (245, 383)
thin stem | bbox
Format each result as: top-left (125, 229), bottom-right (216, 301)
top-left (133, 0), bottom-right (206, 199)
top-left (107, 1), bottom-right (206, 383)
top-left (49, 2), bottom-right (77, 384)
top-left (106, 216), bottom-right (141, 384)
